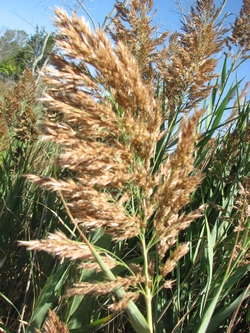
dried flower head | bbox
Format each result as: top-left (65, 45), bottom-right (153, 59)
top-left (151, 112), bottom-right (204, 257)
top-left (230, 0), bottom-right (250, 54)
top-left (21, 5), bottom-right (208, 331)
top-left (232, 179), bottom-right (250, 264)
top-left (160, 242), bottom-right (190, 277)
top-left (19, 230), bottom-right (94, 261)
top-left (0, 69), bottom-right (38, 142)
top-left (108, 292), bottom-right (140, 313)
top-left (66, 275), bottom-right (145, 298)
top-left (35, 310), bottom-right (69, 333)
top-left (29, 7), bottom-right (164, 242)
top-left (110, 0), bottom-right (168, 82)
top-left (159, 0), bottom-right (226, 112)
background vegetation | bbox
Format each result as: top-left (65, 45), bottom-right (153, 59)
top-left (0, 0), bottom-right (249, 332)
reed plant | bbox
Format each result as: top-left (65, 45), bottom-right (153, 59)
top-left (1, 0), bottom-right (249, 332)
top-left (0, 70), bottom-right (74, 332)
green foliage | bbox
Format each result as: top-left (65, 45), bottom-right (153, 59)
top-left (0, 26), bottom-right (55, 80)
top-left (14, 26), bottom-right (55, 77)
top-left (0, 28), bottom-right (28, 63)
top-left (0, 133), bottom-right (70, 332)
top-left (0, 60), bottom-right (16, 77)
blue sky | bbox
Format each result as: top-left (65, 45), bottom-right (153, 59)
top-left (0, 0), bottom-right (248, 96)
top-left (0, 0), bottom-right (244, 35)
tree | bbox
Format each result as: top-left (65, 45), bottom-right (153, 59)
top-left (0, 28), bottom-right (28, 63)
top-left (14, 26), bottom-right (55, 78)
top-left (0, 27), bottom-right (55, 80)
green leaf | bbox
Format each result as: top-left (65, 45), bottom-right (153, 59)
top-left (206, 288), bottom-right (250, 332)
top-left (69, 315), bottom-right (113, 333)
top-left (218, 55), bottom-right (227, 94)
top-left (0, 292), bottom-right (21, 317)
top-left (224, 264), bottom-right (250, 290)
top-left (196, 282), bottom-right (225, 333)
top-left (88, 244), bottom-right (151, 333)
top-left (200, 216), bottom-right (214, 315)
top-left (27, 262), bottom-right (72, 333)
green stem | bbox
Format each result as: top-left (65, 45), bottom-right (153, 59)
top-left (59, 191), bottom-right (151, 333)
top-left (141, 234), bottom-right (154, 333)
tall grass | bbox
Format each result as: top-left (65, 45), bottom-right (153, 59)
top-left (0, 0), bottom-right (250, 332)
top-left (0, 70), bottom-right (73, 332)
